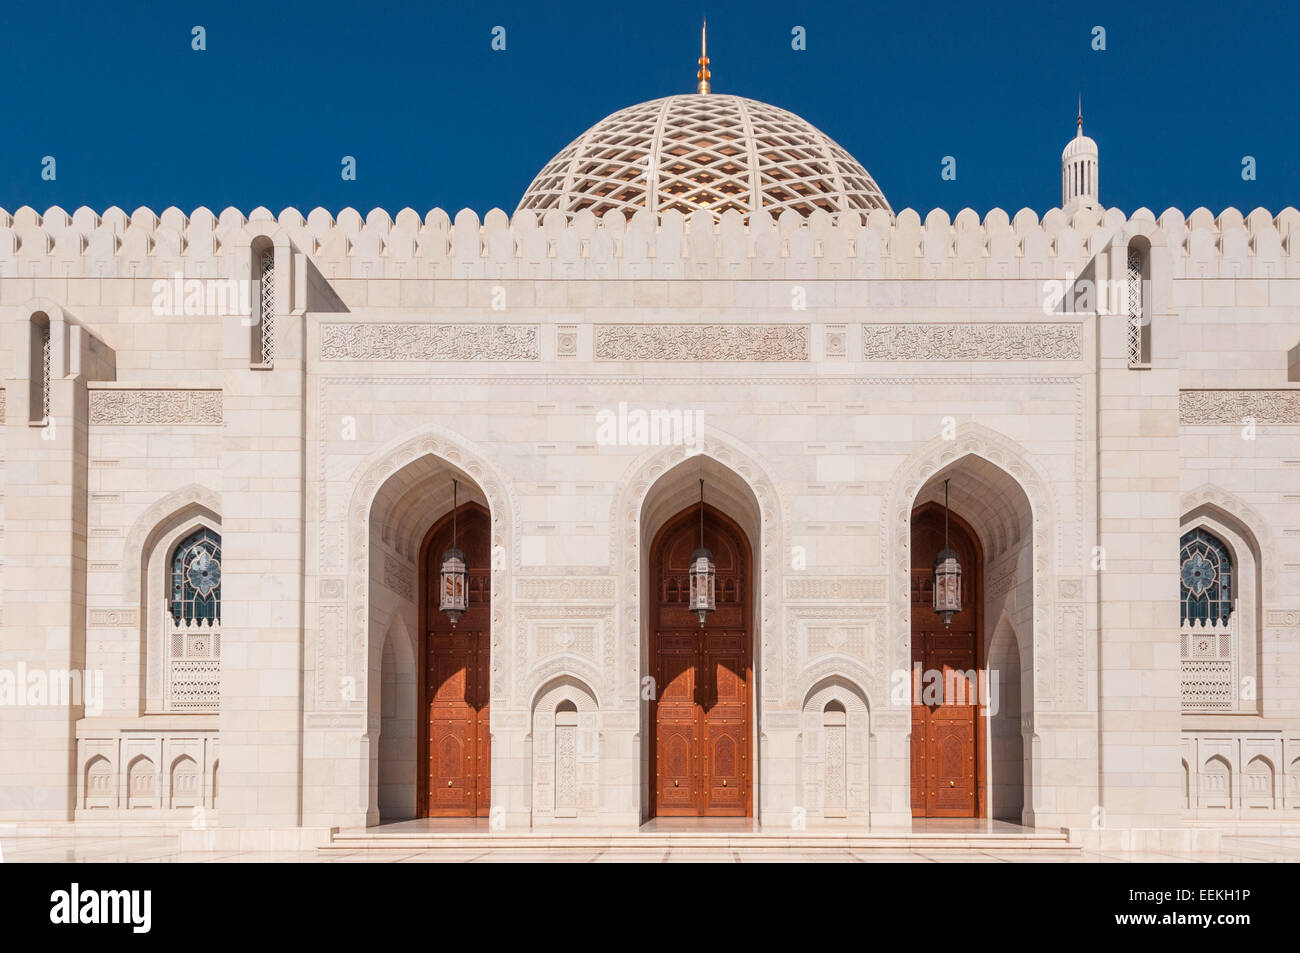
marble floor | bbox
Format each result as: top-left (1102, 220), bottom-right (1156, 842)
top-left (2, 833), bottom-right (1297, 863)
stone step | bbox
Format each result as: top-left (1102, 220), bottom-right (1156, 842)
top-left (321, 831), bottom-right (1079, 852)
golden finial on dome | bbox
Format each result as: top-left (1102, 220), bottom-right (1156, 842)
top-left (697, 18), bottom-right (711, 94)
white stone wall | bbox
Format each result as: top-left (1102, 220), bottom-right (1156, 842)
top-left (1, 202), bottom-right (1297, 834)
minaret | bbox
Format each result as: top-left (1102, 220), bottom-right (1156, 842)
top-left (697, 19), bottom-right (711, 94)
top-left (1061, 96), bottom-right (1099, 212)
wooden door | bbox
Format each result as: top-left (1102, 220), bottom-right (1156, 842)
top-left (910, 503), bottom-right (983, 818)
top-left (420, 503), bottom-right (491, 818)
top-left (650, 504), bottom-right (751, 817)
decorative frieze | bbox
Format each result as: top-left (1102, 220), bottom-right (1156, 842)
top-left (514, 577), bottom-right (615, 601)
top-left (862, 323), bottom-right (1081, 361)
top-left (595, 324), bottom-right (809, 362)
top-left (784, 576), bottom-right (885, 601)
top-left (89, 389), bottom-right (222, 425)
top-left (1264, 609), bottom-right (1300, 627)
top-left (319, 323), bottom-right (539, 361)
top-left (1179, 390), bottom-right (1300, 424)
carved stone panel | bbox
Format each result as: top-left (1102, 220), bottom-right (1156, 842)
top-left (320, 324), bottom-right (540, 361)
top-left (89, 389), bottom-right (223, 425)
top-left (862, 324), bottom-right (1081, 361)
top-left (595, 324), bottom-right (809, 361)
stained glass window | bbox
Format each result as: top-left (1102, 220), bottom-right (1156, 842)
top-left (171, 528), bottom-right (222, 624)
top-left (1180, 528), bottom-right (1232, 625)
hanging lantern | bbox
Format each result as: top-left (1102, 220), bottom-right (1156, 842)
top-left (932, 478), bottom-right (962, 627)
top-left (440, 479), bottom-right (468, 626)
top-left (688, 479), bottom-right (716, 627)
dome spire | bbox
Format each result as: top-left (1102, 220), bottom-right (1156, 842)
top-left (697, 19), bottom-right (711, 94)
top-left (1076, 93), bottom-right (1083, 137)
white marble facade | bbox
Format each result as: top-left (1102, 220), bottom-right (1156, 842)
top-left (1, 94), bottom-right (1299, 840)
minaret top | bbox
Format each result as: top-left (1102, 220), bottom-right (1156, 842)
top-left (1061, 98), bottom-right (1099, 211)
top-left (697, 19), bottom-right (711, 94)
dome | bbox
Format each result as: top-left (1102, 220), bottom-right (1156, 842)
top-left (517, 94), bottom-right (891, 221)
top-left (1062, 131), bottom-right (1098, 161)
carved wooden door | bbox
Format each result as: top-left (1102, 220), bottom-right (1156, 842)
top-left (422, 504), bottom-right (491, 818)
top-left (910, 503), bottom-right (982, 818)
top-left (651, 504), bottom-right (751, 817)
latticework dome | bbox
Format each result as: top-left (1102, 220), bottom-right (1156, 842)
top-left (517, 94), bottom-right (891, 221)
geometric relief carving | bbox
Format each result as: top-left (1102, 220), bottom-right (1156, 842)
top-left (785, 576), bottom-right (885, 601)
top-left (1058, 577), bottom-right (1083, 601)
top-left (382, 553), bottom-right (413, 602)
top-left (1264, 609), bottom-right (1300, 627)
top-left (595, 324), bottom-right (809, 362)
top-left (89, 389), bottom-right (223, 425)
top-left (534, 623), bottom-right (598, 660)
top-left (1179, 390), bottom-right (1300, 425)
top-left (514, 577), bottom-right (615, 601)
top-left (863, 324), bottom-right (1082, 361)
top-left (824, 724), bottom-right (847, 814)
top-left (790, 606), bottom-right (888, 684)
top-left (555, 723), bottom-right (577, 816)
top-left (315, 605), bottom-right (346, 710)
top-left (806, 624), bottom-right (868, 658)
top-left (520, 606), bottom-right (613, 680)
top-left (1053, 604), bottom-right (1086, 709)
top-left (88, 608), bottom-right (139, 627)
top-left (320, 324), bottom-right (540, 361)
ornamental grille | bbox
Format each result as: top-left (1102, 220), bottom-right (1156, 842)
top-left (1126, 248), bottom-right (1144, 364)
top-left (1180, 527), bottom-right (1236, 711)
top-left (40, 322), bottom-right (50, 420)
top-left (168, 659), bottom-right (221, 711)
top-left (518, 94), bottom-right (891, 221)
top-left (258, 250), bottom-right (275, 363)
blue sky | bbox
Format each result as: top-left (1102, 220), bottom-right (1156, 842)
top-left (1, 0), bottom-right (1296, 217)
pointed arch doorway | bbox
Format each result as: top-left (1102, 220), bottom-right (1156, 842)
top-left (648, 502), bottom-right (753, 817)
top-left (910, 501), bottom-right (985, 818)
top-left (418, 502), bottom-right (491, 818)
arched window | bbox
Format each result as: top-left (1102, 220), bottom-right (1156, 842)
top-left (251, 244), bottom-right (275, 365)
top-left (1180, 528), bottom-right (1232, 625)
top-left (170, 527), bottom-right (222, 624)
top-left (1126, 246), bottom-right (1148, 365)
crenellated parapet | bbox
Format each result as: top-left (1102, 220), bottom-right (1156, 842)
top-left (1, 203), bottom-right (1298, 281)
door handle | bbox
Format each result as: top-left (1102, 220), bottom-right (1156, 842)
top-left (949, 780), bottom-right (955, 787)
top-left (722, 779), bottom-right (727, 787)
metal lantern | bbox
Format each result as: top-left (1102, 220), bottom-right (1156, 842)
top-left (688, 479), bottom-right (716, 627)
top-left (932, 478), bottom-right (962, 627)
top-left (440, 479), bottom-right (468, 626)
